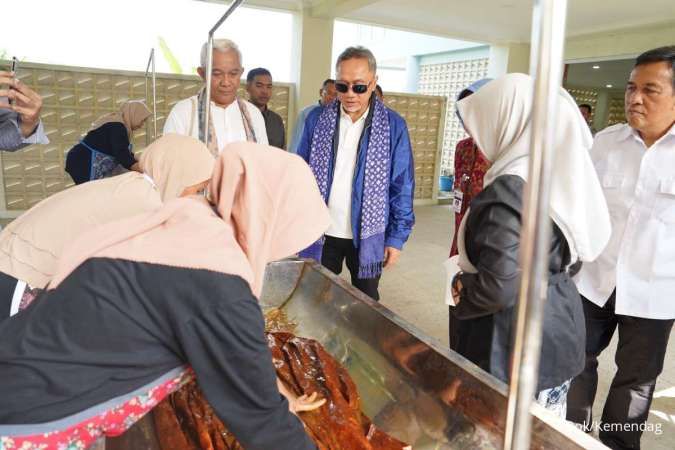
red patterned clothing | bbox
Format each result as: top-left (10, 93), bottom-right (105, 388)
top-left (449, 137), bottom-right (490, 256)
top-left (19, 286), bottom-right (41, 312)
top-left (0, 368), bottom-right (193, 450)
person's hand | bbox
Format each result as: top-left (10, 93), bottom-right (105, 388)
top-left (0, 71), bottom-right (43, 138)
top-left (383, 246), bottom-right (401, 269)
top-left (277, 377), bottom-right (326, 415)
top-left (0, 71), bottom-right (15, 110)
top-left (451, 275), bottom-right (463, 305)
top-left (289, 392), bottom-right (326, 415)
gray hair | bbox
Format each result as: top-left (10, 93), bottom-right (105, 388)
top-left (335, 46), bottom-right (377, 73)
top-left (200, 39), bottom-right (242, 69)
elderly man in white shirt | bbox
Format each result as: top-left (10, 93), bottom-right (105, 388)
top-left (163, 39), bottom-right (267, 155)
top-left (568, 46), bottom-right (675, 450)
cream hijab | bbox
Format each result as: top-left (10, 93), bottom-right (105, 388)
top-left (456, 73), bottom-right (611, 265)
top-left (140, 134), bottom-right (216, 201)
top-left (51, 142), bottom-right (330, 297)
top-left (0, 172), bottom-right (161, 289)
top-left (0, 135), bottom-right (215, 289)
top-left (91, 100), bottom-right (151, 138)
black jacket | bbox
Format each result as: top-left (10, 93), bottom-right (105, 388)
top-left (65, 122), bottom-right (136, 184)
top-left (450, 175), bottom-right (585, 391)
top-left (0, 258), bottom-right (315, 450)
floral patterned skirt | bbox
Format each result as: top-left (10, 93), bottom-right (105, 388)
top-left (0, 368), bottom-right (194, 450)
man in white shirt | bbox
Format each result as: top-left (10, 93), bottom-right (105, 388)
top-left (163, 39), bottom-right (267, 155)
top-left (296, 47), bottom-right (415, 301)
top-left (568, 46), bottom-right (675, 450)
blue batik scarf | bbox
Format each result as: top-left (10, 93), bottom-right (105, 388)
top-left (300, 96), bottom-right (391, 279)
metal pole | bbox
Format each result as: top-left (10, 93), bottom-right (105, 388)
top-left (152, 52), bottom-right (157, 140)
top-left (503, 1), bottom-right (568, 450)
top-left (145, 49), bottom-right (157, 143)
top-left (209, 0), bottom-right (245, 36)
top-left (204, 34), bottom-right (214, 149)
top-left (203, 0), bottom-right (245, 149)
top-left (145, 62), bottom-right (150, 147)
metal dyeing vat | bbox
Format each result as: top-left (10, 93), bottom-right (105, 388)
top-left (106, 259), bottom-right (604, 450)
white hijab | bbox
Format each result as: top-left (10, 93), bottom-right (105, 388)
top-left (455, 73), bottom-right (611, 267)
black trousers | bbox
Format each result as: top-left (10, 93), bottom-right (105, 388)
top-left (567, 293), bottom-right (673, 450)
top-left (321, 236), bottom-right (380, 301)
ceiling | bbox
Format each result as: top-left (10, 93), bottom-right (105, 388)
top-left (566, 58), bottom-right (635, 90)
top-left (242, 0), bottom-right (675, 43)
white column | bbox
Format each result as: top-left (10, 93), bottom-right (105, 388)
top-left (488, 43), bottom-right (531, 77)
top-left (291, 11), bottom-right (334, 116)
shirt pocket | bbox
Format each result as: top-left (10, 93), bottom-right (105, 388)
top-left (656, 178), bottom-right (675, 224)
top-left (651, 180), bottom-right (675, 283)
top-left (601, 173), bottom-right (625, 212)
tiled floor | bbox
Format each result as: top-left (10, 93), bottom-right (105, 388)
top-left (373, 204), bottom-right (674, 450)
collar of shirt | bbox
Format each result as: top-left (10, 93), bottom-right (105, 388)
top-left (618, 121), bottom-right (675, 146)
top-left (662, 122), bottom-right (675, 139)
top-left (340, 105), bottom-right (370, 125)
top-left (209, 100), bottom-right (239, 115)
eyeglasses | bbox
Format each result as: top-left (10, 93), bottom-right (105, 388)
top-left (335, 80), bottom-right (372, 95)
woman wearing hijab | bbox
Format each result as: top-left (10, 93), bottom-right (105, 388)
top-left (65, 100), bottom-right (151, 184)
top-left (449, 78), bottom-right (492, 257)
top-left (449, 74), bottom-right (611, 417)
top-left (0, 142), bottom-right (329, 450)
top-left (448, 78), bottom-right (492, 350)
top-left (0, 134), bottom-right (214, 315)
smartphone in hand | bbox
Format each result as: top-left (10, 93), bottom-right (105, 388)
top-left (8, 57), bottom-right (19, 105)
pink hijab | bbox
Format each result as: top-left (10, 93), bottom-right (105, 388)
top-left (51, 142), bottom-right (330, 297)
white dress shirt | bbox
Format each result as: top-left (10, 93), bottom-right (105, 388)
top-left (326, 107), bottom-right (369, 239)
top-left (575, 123), bottom-right (675, 320)
top-left (162, 96), bottom-right (267, 152)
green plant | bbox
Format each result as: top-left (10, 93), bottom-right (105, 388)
top-left (158, 37), bottom-right (183, 74)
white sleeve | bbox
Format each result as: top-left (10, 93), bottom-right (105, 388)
top-left (163, 101), bottom-right (190, 137)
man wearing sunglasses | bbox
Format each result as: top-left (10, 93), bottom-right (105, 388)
top-left (297, 46), bottom-right (415, 301)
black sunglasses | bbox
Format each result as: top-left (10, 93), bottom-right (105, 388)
top-left (335, 81), bottom-right (371, 95)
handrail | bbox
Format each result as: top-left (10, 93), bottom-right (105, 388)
top-left (144, 48), bottom-right (157, 144)
top-left (203, 0), bottom-right (245, 148)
